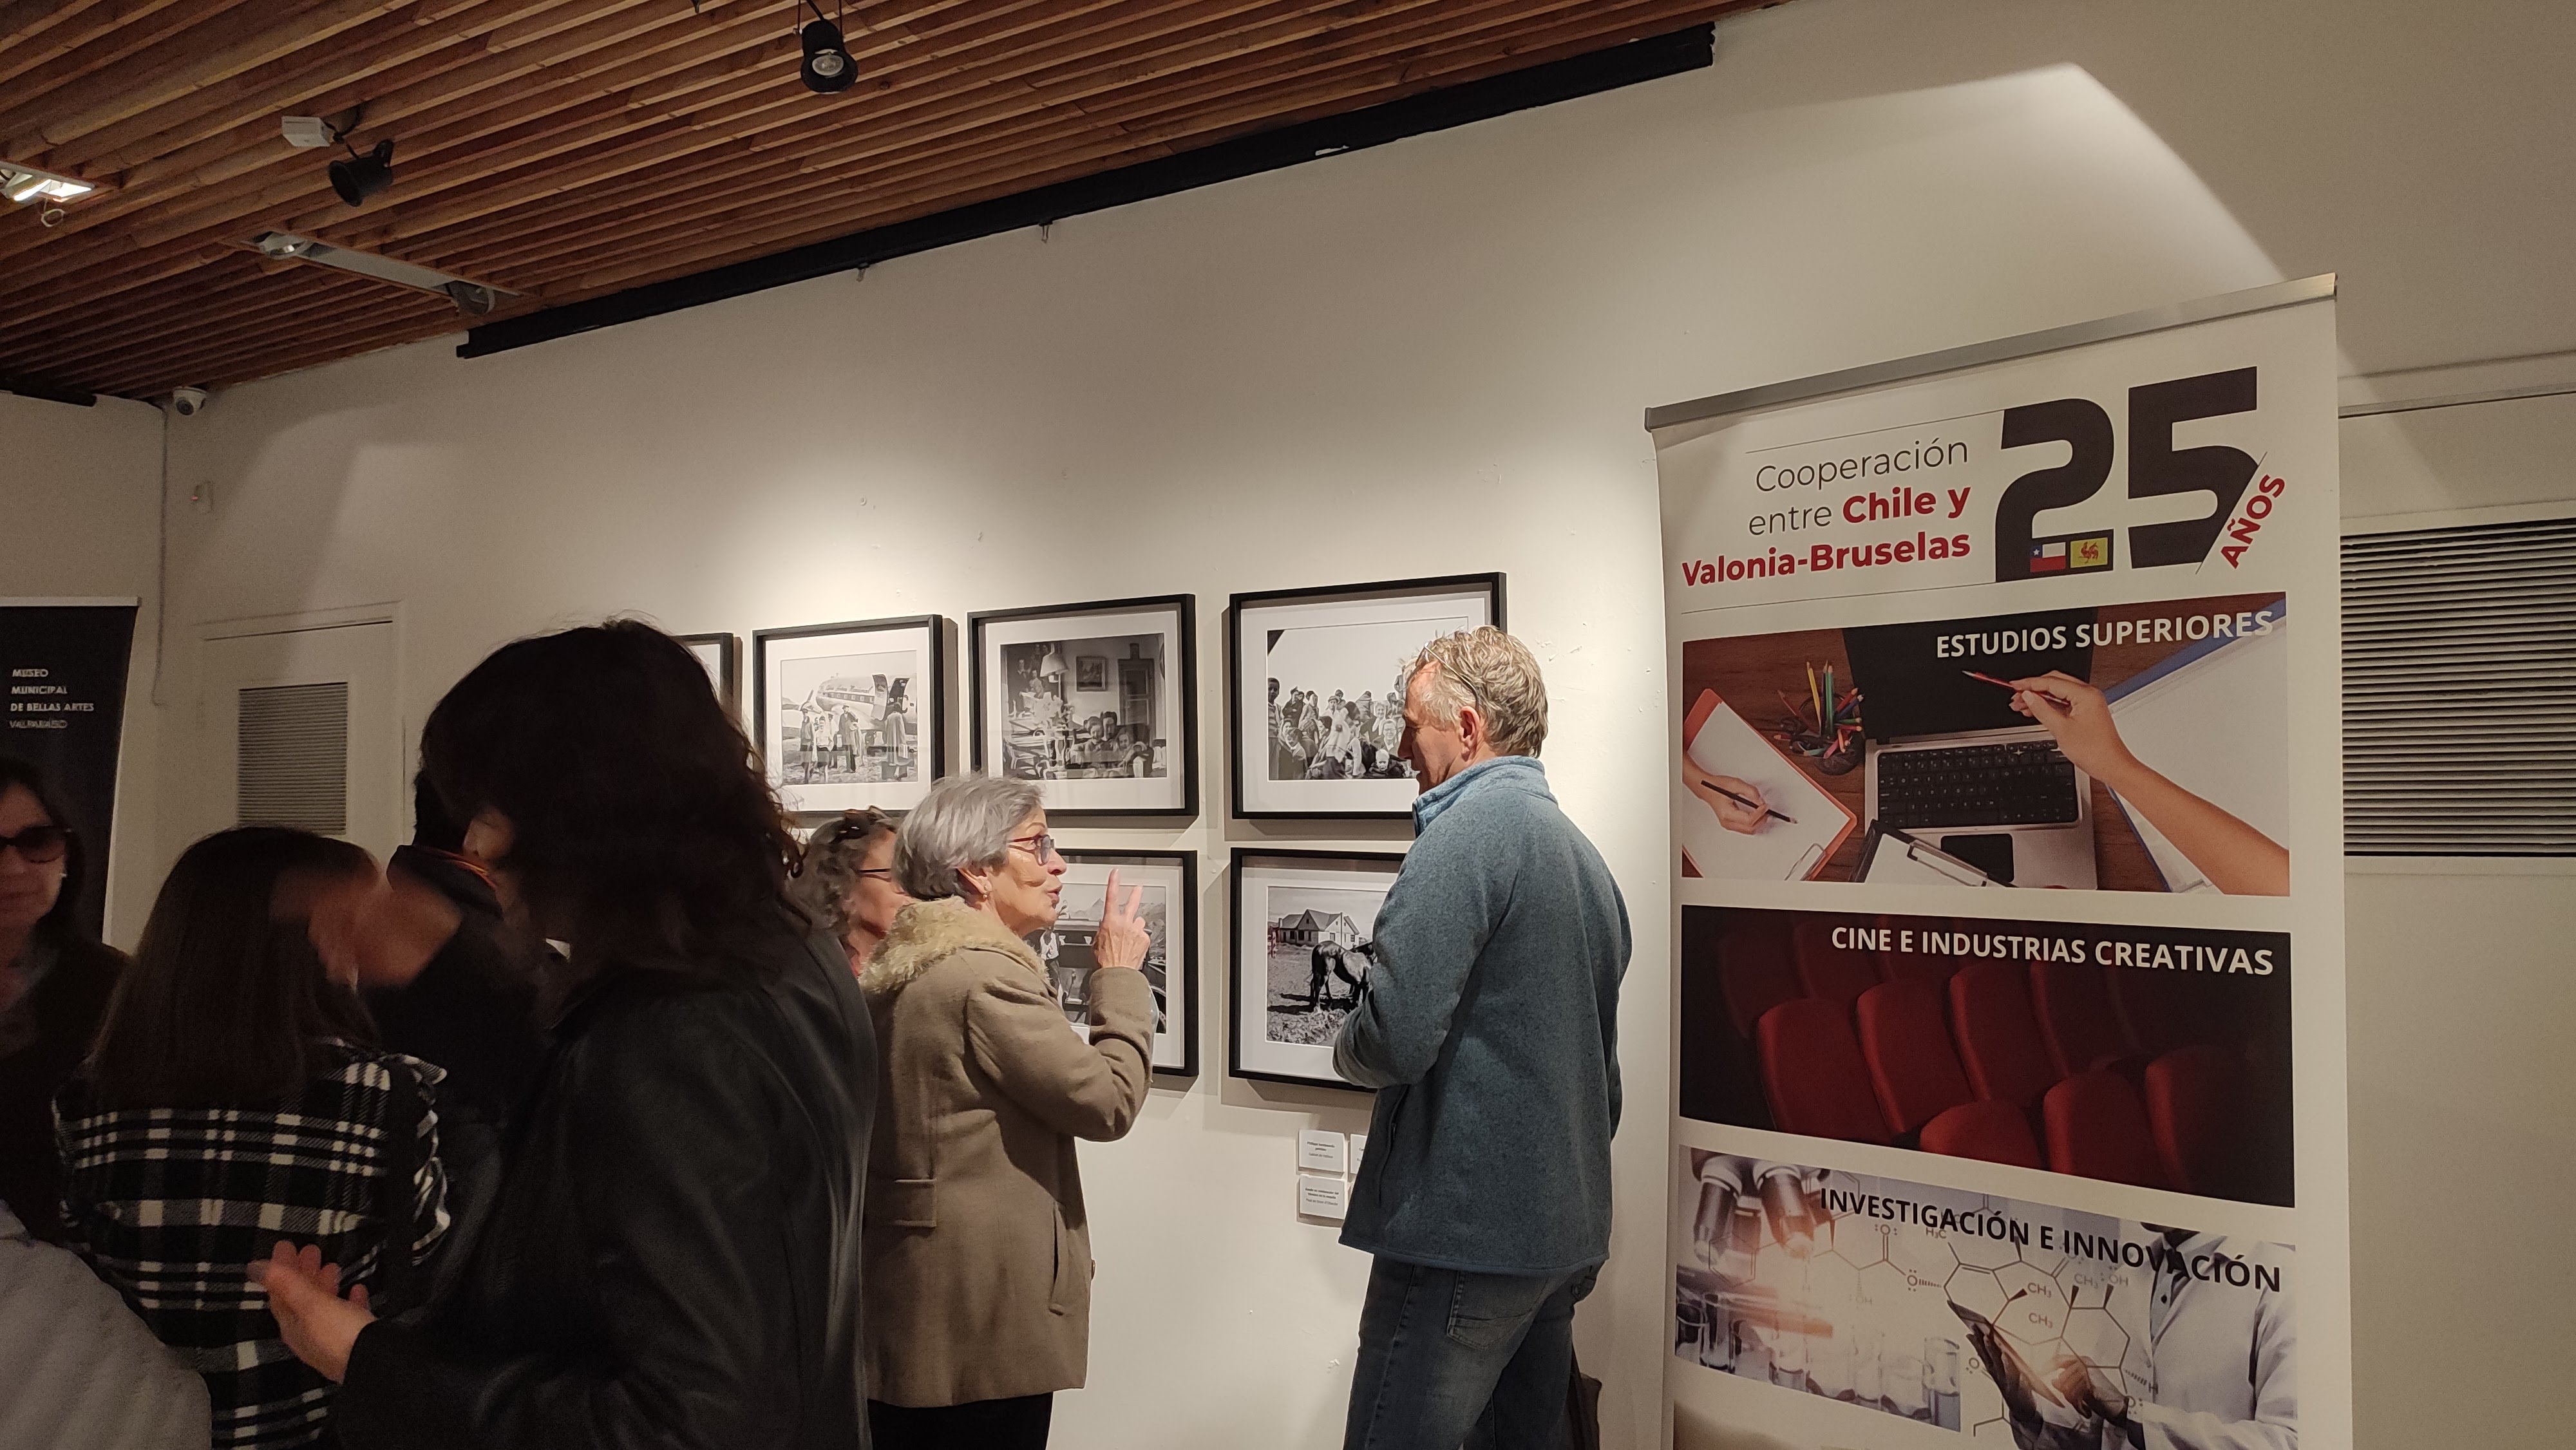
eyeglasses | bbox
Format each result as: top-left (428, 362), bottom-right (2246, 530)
top-left (0, 824), bottom-right (69, 864)
top-left (1007, 831), bottom-right (1063, 863)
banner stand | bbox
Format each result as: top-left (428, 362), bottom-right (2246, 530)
top-left (1, 598), bottom-right (141, 943)
top-left (1651, 278), bottom-right (2346, 1450)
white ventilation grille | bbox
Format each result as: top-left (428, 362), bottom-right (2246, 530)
top-left (238, 682), bottom-right (350, 833)
top-left (2343, 516), bottom-right (2576, 854)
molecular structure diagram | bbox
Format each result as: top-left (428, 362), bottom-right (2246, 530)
top-left (1815, 1208), bottom-right (2144, 1440)
top-left (1676, 1160), bottom-right (2151, 1442)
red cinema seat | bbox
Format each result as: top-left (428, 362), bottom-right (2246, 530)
top-left (1756, 999), bottom-right (1893, 1145)
top-left (1875, 915), bottom-right (1963, 989)
top-left (2107, 968), bottom-right (2202, 1057)
top-left (2029, 961), bottom-right (2134, 1079)
top-left (1792, 918), bottom-right (1885, 1015)
top-left (1919, 1100), bottom-right (2044, 1169)
top-left (1855, 980), bottom-right (1971, 1136)
top-left (2043, 1071), bottom-right (2173, 1191)
top-left (1719, 936), bottom-right (1804, 1042)
top-left (1948, 960), bottom-right (2057, 1112)
top-left (2145, 1045), bottom-right (2251, 1198)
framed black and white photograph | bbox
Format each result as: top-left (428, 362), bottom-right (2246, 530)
top-left (1229, 848), bottom-right (1405, 1090)
top-left (674, 632), bottom-right (739, 713)
top-left (1051, 850), bottom-right (1197, 1076)
top-left (1228, 573), bottom-right (1504, 818)
top-left (971, 595), bottom-right (1197, 816)
top-left (755, 616), bottom-right (944, 815)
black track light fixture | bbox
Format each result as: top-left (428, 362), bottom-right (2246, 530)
top-left (329, 138), bottom-right (395, 206)
top-left (798, 0), bottom-right (855, 95)
top-left (800, 18), bottom-right (855, 93)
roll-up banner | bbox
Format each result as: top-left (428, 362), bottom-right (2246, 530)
top-left (1650, 278), bottom-right (2345, 1450)
top-left (1, 599), bottom-right (140, 941)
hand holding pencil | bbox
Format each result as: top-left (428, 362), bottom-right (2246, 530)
top-left (1681, 752), bottom-right (1790, 834)
top-left (1997, 670), bottom-right (2134, 780)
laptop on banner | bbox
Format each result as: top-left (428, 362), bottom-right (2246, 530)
top-left (1841, 608), bottom-right (2098, 889)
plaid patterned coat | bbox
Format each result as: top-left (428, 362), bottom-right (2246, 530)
top-left (55, 1046), bottom-right (450, 1449)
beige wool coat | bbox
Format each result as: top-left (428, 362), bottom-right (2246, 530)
top-left (857, 896), bottom-right (1155, 1408)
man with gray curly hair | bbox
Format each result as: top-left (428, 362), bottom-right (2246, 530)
top-left (1332, 625), bottom-right (1631, 1450)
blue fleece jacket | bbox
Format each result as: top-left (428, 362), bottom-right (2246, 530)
top-left (1332, 756), bottom-right (1632, 1275)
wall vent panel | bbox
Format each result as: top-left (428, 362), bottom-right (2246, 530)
top-left (237, 681), bottom-right (350, 834)
top-left (2343, 516), bottom-right (2576, 854)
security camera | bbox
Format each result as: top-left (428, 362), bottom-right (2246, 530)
top-left (444, 280), bottom-right (497, 317)
top-left (169, 387), bottom-right (211, 417)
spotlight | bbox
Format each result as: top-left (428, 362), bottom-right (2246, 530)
top-left (329, 139), bottom-right (395, 207)
top-left (0, 162), bottom-right (97, 206)
top-left (443, 280), bottom-right (498, 317)
top-left (800, 19), bottom-right (855, 93)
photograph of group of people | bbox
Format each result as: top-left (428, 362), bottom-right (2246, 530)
top-left (1266, 674), bottom-right (1410, 782)
top-left (757, 615), bottom-right (943, 814)
top-left (777, 654), bottom-right (920, 786)
top-left (1229, 574), bottom-right (1501, 817)
top-left (998, 634), bottom-right (1171, 782)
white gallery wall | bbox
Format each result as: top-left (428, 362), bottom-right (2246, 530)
top-left (4, 0), bottom-right (2568, 1445)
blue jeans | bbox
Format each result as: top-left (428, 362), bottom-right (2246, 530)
top-left (1343, 1257), bottom-right (1599, 1450)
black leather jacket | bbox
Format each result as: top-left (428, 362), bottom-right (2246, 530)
top-left (337, 914), bottom-right (876, 1450)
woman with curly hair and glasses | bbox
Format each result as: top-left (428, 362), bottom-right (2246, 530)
top-left (792, 808), bottom-right (911, 974)
top-left (256, 620), bottom-right (877, 1450)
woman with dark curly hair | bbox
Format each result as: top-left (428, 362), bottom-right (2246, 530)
top-left (256, 620), bottom-right (877, 1450)
top-left (792, 808), bottom-right (910, 975)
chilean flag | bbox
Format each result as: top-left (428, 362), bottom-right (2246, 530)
top-left (2029, 540), bottom-right (2069, 572)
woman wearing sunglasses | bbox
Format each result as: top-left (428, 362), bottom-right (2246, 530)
top-left (0, 755), bottom-right (124, 1243)
top-left (859, 773), bottom-right (1153, 1449)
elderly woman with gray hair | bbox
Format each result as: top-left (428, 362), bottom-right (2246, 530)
top-left (858, 774), bottom-right (1153, 1449)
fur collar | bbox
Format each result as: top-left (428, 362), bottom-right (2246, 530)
top-left (861, 896), bottom-right (1045, 998)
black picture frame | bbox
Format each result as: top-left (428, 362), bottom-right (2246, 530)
top-left (675, 631), bottom-right (740, 713)
top-left (1228, 846), bottom-right (1406, 1091)
top-left (1057, 848), bottom-right (1200, 1078)
top-left (1226, 571), bottom-right (1506, 820)
top-left (753, 615), bottom-right (947, 815)
top-left (969, 594), bottom-right (1198, 818)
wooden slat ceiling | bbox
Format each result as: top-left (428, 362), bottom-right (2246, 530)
top-left (0, 0), bottom-right (1769, 402)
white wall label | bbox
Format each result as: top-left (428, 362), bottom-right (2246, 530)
top-left (1296, 1173), bottom-right (1349, 1221)
top-left (1296, 1127), bottom-right (1349, 1174)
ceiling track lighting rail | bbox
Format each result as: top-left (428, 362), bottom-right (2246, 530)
top-left (251, 232), bottom-right (516, 316)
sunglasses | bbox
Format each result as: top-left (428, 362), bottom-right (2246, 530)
top-left (0, 824), bottom-right (70, 864)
